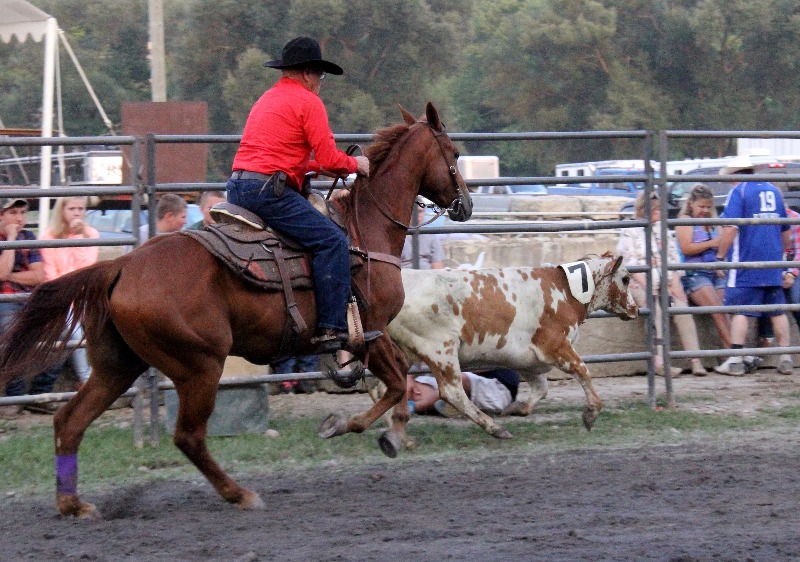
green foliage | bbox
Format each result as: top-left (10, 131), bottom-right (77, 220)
top-left (4, 0), bottom-right (800, 175)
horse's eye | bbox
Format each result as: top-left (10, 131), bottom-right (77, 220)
top-left (454, 152), bottom-right (460, 160)
top-left (622, 275), bottom-right (630, 285)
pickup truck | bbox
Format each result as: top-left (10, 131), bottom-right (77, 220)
top-left (470, 184), bottom-right (547, 213)
top-left (547, 167), bottom-right (650, 198)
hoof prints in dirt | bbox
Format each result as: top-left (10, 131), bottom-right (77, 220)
top-left (2, 437), bottom-right (800, 561)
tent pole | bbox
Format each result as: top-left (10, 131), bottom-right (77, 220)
top-left (38, 16), bottom-right (57, 231)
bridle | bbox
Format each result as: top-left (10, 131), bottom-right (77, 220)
top-left (363, 119), bottom-right (465, 231)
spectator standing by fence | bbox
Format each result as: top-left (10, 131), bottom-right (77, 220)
top-left (616, 191), bottom-right (708, 376)
top-left (715, 157), bottom-right (794, 376)
top-left (675, 184), bottom-right (732, 350)
top-left (39, 196), bottom-right (100, 392)
top-left (0, 198), bottom-right (61, 417)
top-left (124, 194), bottom-right (187, 254)
top-left (783, 206), bottom-right (800, 331)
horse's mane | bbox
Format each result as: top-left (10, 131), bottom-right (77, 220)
top-left (365, 122), bottom-right (411, 173)
top-left (335, 121), bottom-right (412, 220)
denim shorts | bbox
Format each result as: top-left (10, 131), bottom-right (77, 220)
top-left (681, 271), bottom-right (726, 295)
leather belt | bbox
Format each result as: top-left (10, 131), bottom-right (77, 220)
top-left (231, 170), bottom-right (274, 181)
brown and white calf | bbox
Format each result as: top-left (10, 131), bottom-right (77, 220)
top-left (385, 252), bottom-right (638, 439)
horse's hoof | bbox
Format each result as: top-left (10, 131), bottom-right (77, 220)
top-left (318, 413), bottom-right (349, 439)
top-left (378, 430), bottom-right (403, 458)
top-left (77, 502), bottom-right (100, 520)
top-left (327, 364), bottom-right (363, 389)
top-left (238, 491), bottom-right (266, 511)
top-left (57, 495), bottom-right (100, 520)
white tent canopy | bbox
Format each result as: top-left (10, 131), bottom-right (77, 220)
top-left (0, 0), bottom-right (54, 42)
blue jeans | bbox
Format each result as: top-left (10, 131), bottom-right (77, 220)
top-left (227, 177), bottom-right (350, 331)
top-left (272, 355), bottom-right (320, 374)
top-left (787, 279), bottom-right (800, 331)
top-left (65, 318), bottom-right (91, 383)
top-left (0, 302), bottom-right (63, 396)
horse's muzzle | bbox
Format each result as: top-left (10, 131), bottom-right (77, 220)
top-left (448, 195), bottom-right (473, 222)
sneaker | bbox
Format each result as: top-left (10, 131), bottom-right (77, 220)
top-left (742, 356), bottom-right (763, 373)
top-left (714, 357), bottom-right (746, 376)
top-left (777, 355), bottom-right (794, 375)
top-left (278, 381), bottom-right (297, 394)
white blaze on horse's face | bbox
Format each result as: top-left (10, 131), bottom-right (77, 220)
top-left (415, 102), bottom-right (472, 222)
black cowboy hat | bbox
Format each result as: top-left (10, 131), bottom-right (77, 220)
top-left (263, 37), bottom-right (344, 75)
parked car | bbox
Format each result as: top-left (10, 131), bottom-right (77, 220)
top-left (86, 204), bottom-right (203, 237)
top-left (548, 168), bottom-right (653, 198)
top-left (667, 162), bottom-right (800, 215)
top-left (86, 204), bottom-right (203, 260)
top-left (472, 184), bottom-right (547, 195)
top-left (617, 161), bottom-right (800, 219)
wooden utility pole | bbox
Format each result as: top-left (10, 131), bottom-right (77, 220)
top-left (148, 0), bottom-right (167, 101)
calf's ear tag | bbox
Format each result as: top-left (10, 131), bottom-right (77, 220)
top-left (558, 261), bottom-right (595, 304)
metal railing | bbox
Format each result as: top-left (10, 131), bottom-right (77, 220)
top-left (2, 129), bottom-right (800, 440)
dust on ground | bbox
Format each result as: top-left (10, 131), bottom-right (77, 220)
top-left (1, 369), bottom-right (800, 561)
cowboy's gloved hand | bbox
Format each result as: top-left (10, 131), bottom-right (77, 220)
top-left (355, 156), bottom-right (370, 177)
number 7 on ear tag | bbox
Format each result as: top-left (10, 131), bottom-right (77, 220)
top-left (558, 261), bottom-right (595, 304)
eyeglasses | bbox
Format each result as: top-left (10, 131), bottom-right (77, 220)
top-left (317, 71), bottom-right (326, 81)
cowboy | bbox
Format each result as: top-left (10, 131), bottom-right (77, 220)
top-left (226, 36), bottom-right (378, 353)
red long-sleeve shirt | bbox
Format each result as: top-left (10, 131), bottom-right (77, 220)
top-left (232, 77), bottom-right (358, 191)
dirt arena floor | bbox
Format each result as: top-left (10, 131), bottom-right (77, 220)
top-left (2, 370), bottom-right (800, 561)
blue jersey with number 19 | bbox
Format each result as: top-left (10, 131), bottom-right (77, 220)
top-left (722, 181), bottom-right (788, 287)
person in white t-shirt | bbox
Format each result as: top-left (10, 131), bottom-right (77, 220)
top-left (406, 368), bottom-right (520, 417)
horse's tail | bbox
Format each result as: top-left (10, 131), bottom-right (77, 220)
top-left (0, 259), bottom-right (123, 385)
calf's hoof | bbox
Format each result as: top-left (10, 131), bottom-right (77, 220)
top-left (582, 408), bottom-right (599, 431)
top-left (378, 430), bottom-right (403, 458)
top-left (318, 413), bottom-right (349, 439)
top-left (490, 426), bottom-right (514, 439)
top-left (501, 401), bottom-right (530, 417)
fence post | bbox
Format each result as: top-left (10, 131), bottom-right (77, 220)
top-left (149, 368), bottom-right (160, 446)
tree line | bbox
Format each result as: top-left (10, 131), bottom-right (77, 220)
top-left (2, 0), bottom-right (799, 178)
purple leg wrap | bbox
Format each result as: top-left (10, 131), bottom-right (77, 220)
top-left (55, 454), bottom-right (78, 495)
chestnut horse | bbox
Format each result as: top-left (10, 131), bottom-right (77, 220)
top-left (0, 103), bottom-right (472, 519)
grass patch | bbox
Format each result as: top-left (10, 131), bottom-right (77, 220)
top-left (0, 401), bottom-right (796, 498)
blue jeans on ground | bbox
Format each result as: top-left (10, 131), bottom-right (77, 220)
top-left (1, 301), bottom-right (63, 396)
top-left (227, 177), bottom-right (350, 332)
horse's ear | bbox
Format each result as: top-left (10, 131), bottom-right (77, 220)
top-left (425, 102), bottom-right (442, 131)
top-left (611, 255), bottom-right (623, 274)
top-left (399, 105), bottom-right (417, 125)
